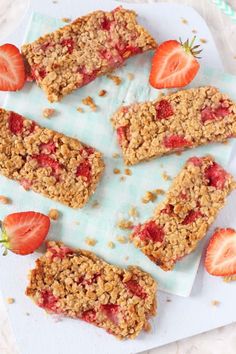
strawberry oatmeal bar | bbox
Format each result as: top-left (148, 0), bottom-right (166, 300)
top-left (21, 7), bottom-right (157, 102)
top-left (130, 156), bottom-right (236, 271)
top-left (26, 241), bottom-right (157, 339)
top-left (112, 86), bottom-right (236, 165)
top-left (0, 108), bottom-right (104, 208)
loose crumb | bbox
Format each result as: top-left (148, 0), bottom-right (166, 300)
top-left (211, 300), bottom-right (220, 306)
top-left (129, 206), bottom-right (138, 218)
top-left (166, 298), bottom-right (172, 303)
top-left (112, 152), bottom-right (120, 159)
top-left (107, 74), bottom-right (122, 86)
top-left (85, 238), bottom-right (97, 247)
top-left (82, 96), bottom-right (97, 111)
top-left (48, 208), bottom-right (60, 220)
top-left (120, 176), bottom-right (126, 182)
top-left (76, 106), bottom-right (83, 113)
top-left (162, 171), bottom-right (171, 181)
top-left (143, 321), bottom-right (151, 332)
top-left (127, 73), bottom-right (134, 80)
top-left (43, 108), bottom-right (55, 118)
top-left (125, 168), bottom-right (132, 176)
top-left (223, 275), bottom-right (236, 282)
top-left (124, 256), bottom-right (129, 261)
top-left (154, 188), bottom-right (165, 196)
top-left (0, 195), bottom-right (11, 204)
top-left (91, 200), bottom-right (100, 208)
top-left (117, 219), bottom-right (133, 230)
top-left (113, 168), bottom-right (121, 175)
top-left (116, 235), bottom-right (128, 244)
top-left (61, 17), bottom-right (71, 23)
top-left (6, 298), bottom-right (15, 304)
top-left (181, 18), bottom-right (188, 24)
top-left (142, 191), bottom-right (157, 204)
top-left (200, 38), bottom-right (207, 44)
top-left (192, 29), bottom-right (197, 34)
top-left (107, 241), bottom-right (115, 249)
top-left (98, 89), bottom-right (107, 97)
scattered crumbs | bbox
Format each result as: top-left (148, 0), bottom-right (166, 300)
top-left (129, 206), bottom-right (138, 218)
top-left (223, 275), bottom-right (236, 282)
top-left (125, 168), bottom-right (132, 176)
top-left (120, 176), bottom-right (126, 182)
top-left (43, 108), bottom-right (55, 118)
top-left (154, 188), bottom-right (165, 196)
top-left (112, 152), bottom-right (120, 159)
top-left (6, 297), bottom-right (15, 304)
top-left (192, 29), bottom-right (197, 34)
top-left (82, 96), bottom-right (97, 111)
top-left (143, 322), bottom-right (152, 332)
top-left (142, 191), bottom-right (157, 204)
top-left (117, 219), bottom-right (133, 230)
top-left (166, 298), bottom-right (172, 303)
top-left (222, 140), bottom-right (228, 145)
top-left (162, 171), bottom-right (171, 181)
top-left (200, 38), bottom-right (207, 44)
top-left (113, 168), bottom-right (121, 175)
top-left (76, 106), bottom-right (83, 113)
top-left (98, 89), bottom-right (107, 97)
top-left (107, 241), bottom-right (115, 249)
top-left (116, 235), bottom-right (128, 244)
top-left (127, 73), bottom-right (134, 80)
top-left (85, 237), bottom-right (97, 247)
top-left (107, 74), bottom-right (122, 86)
top-left (0, 195), bottom-right (11, 204)
top-left (61, 17), bottom-right (71, 23)
top-left (181, 18), bottom-right (188, 24)
top-left (211, 300), bottom-right (220, 306)
top-left (91, 200), bottom-right (100, 208)
top-left (124, 256), bottom-right (129, 261)
top-left (48, 208), bottom-right (60, 220)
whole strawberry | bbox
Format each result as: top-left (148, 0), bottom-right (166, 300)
top-left (149, 37), bottom-right (201, 89)
top-left (0, 212), bottom-right (50, 255)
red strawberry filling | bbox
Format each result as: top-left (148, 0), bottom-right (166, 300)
top-left (160, 204), bottom-right (174, 215)
top-left (201, 103), bottom-right (230, 123)
top-left (8, 112), bottom-right (23, 135)
top-left (133, 221), bottom-right (165, 243)
top-left (48, 245), bottom-right (74, 260)
top-left (83, 146), bottom-right (95, 156)
top-left (101, 17), bottom-right (112, 31)
top-left (124, 279), bottom-right (147, 299)
top-left (204, 162), bottom-right (228, 189)
top-left (76, 160), bottom-right (91, 182)
top-left (79, 273), bottom-right (101, 286)
top-left (33, 154), bottom-right (61, 175)
top-left (187, 156), bottom-right (203, 166)
top-left (179, 191), bottom-right (188, 200)
top-left (20, 178), bottom-right (32, 191)
top-left (78, 66), bottom-right (99, 86)
top-left (182, 210), bottom-right (203, 225)
top-left (99, 49), bottom-right (123, 67)
top-left (116, 43), bottom-right (141, 58)
top-left (82, 309), bottom-right (97, 323)
top-left (40, 141), bottom-right (56, 154)
top-left (61, 39), bottom-right (75, 54)
top-left (117, 125), bottom-right (129, 146)
top-left (156, 100), bottom-right (174, 120)
top-left (31, 66), bottom-right (46, 80)
top-left (164, 135), bottom-right (192, 149)
top-left (101, 304), bottom-right (119, 324)
top-left (39, 290), bottom-right (58, 311)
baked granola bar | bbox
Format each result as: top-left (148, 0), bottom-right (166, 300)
top-left (112, 86), bottom-right (236, 165)
top-left (26, 241), bottom-right (157, 339)
top-left (21, 7), bottom-right (157, 102)
top-left (0, 108), bottom-right (104, 208)
top-left (130, 156), bottom-right (236, 271)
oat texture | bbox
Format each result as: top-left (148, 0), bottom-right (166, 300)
top-left (111, 86), bottom-right (236, 165)
top-left (26, 241), bottom-right (157, 339)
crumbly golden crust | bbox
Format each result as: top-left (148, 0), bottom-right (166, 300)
top-left (112, 86), bottom-right (236, 165)
top-left (21, 7), bottom-right (157, 102)
top-left (0, 108), bottom-right (104, 208)
top-left (26, 241), bottom-right (157, 339)
top-left (130, 156), bottom-right (236, 271)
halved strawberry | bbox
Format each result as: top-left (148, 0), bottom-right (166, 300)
top-left (149, 37), bottom-right (201, 89)
top-left (205, 228), bottom-right (236, 276)
top-left (0, 44), bottom-right (25, 91)
top-left (0, 212), bottom-right (50, 255)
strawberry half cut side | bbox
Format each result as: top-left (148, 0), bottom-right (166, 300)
top-left (0, 212), bottom-right (50, 255)
top-left (205, 228), bottom-right (236, 276)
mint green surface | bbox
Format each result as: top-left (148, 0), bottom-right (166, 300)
top-left (2, 12), bottom-right (236, 296)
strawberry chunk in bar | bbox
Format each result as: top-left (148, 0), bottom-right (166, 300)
top-left (26, 241), bottom-right (157, 339)
top-left (0, 108), bottom-right (104, 208)
top-left (130, 156), bottom-right (236, 271)
top-left (21, 7), bottom-right (157, 102)
top-left (112, 86), bottom-right (236, 165)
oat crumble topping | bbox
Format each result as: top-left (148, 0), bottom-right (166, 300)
top-left (0, 195), bottom-right (11, 204)
top-left (6, 298), bottom-right (15, 304)
top-left (98, 89), bottom-right (107, 97)
top-left (116, 236), bottom-right (128, 244)
top-left (113, 168), bottom-right (121, 175)
top-left (107, 241), bottom-right (115, 249)
top-left (117, 219), bottom-right (133, 230)
top-left (142, 191), bottom-right (157, 204)
top-left (107, 74), bottom-right (122, 86)
top-left (48, 208), bottom-right (60, 220)
top-left (43, 108), bottom-right (55, 118)
top-left (85, 238), bottom-right (97, 247)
